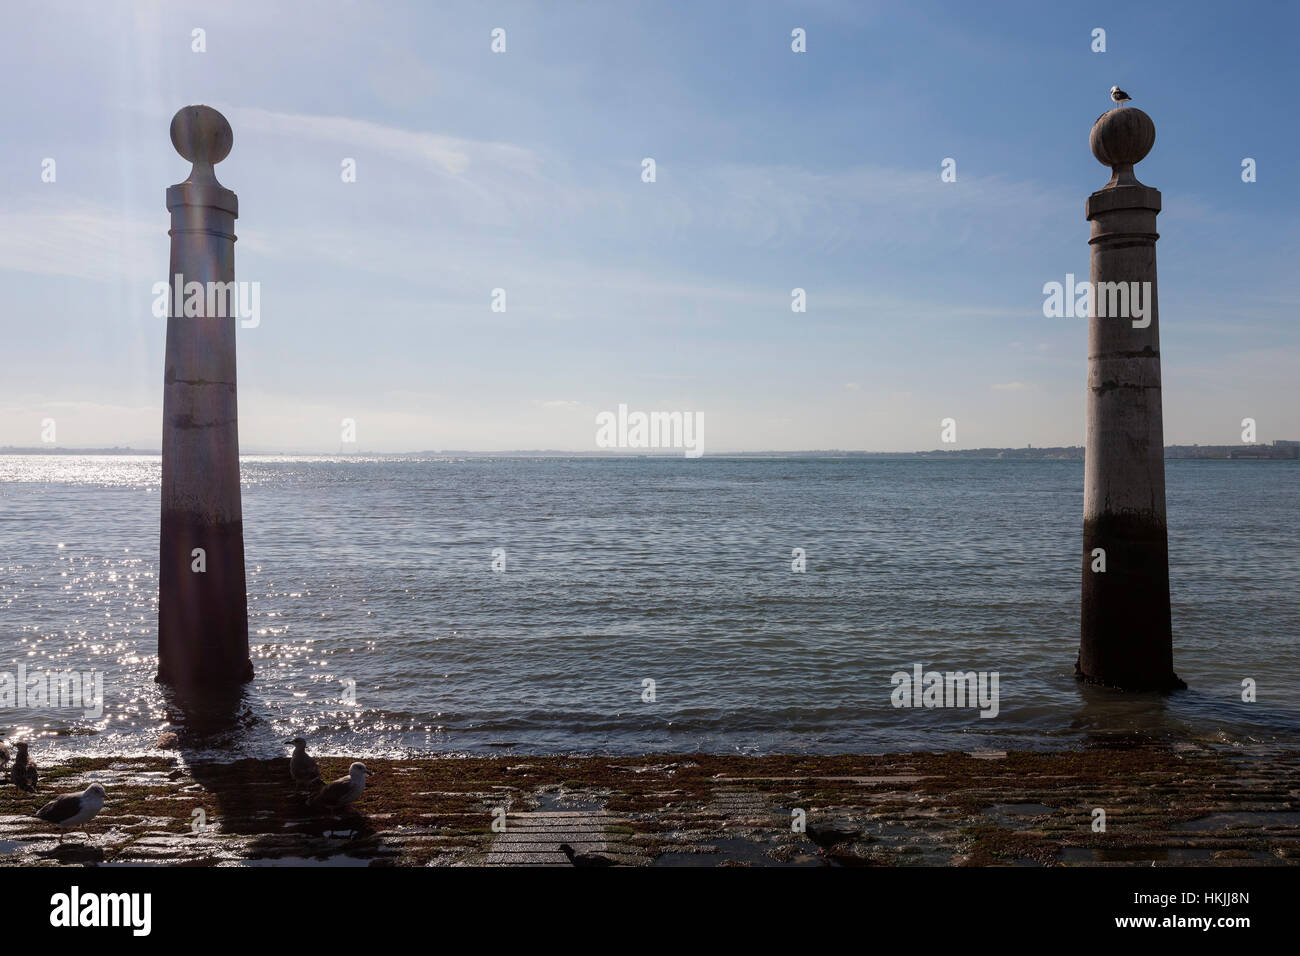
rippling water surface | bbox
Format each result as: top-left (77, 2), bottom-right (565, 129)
top-left (1, 455), bottom-right (1296, 758)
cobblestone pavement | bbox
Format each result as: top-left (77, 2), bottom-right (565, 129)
top-left (1, 743), bottom-right (1296, 866)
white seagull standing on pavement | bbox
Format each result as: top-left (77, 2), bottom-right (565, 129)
top-left (35, 783), bottom-right (107, 843)
top-left (1109, 86), bottom-right (1132, 108)
top-left (310, 762), bottom-right (373, 811)
top-left (286, 737), bottom-right (323, 787)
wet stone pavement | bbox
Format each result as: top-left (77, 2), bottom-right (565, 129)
top-left (1, 743), bottom-right (1297, 867)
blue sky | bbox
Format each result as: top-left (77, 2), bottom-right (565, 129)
top-left (1, 0), bottom-right (1296, 452)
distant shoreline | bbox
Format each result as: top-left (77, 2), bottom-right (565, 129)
top-left (3, 445), bottom-right (1298, 460)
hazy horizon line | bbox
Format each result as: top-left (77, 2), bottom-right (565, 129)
top-left (3, 442), bottom-right (1295, 459)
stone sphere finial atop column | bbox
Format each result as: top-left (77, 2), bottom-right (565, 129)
top-left (170, 105), bottom-right (233, 186)
top-left (1090, 106), bottom-right (1155, 188)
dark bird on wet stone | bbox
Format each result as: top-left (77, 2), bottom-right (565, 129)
top-left (286, 737), bottom-right (324, 787)
top-left (822, 847), bottom-right (875, 867)
top-left (9, 741), bottom-right (38, 792)
top-left (805, 823), bottom-right (858, 850)
top-left (559, 843), bottom-right (615, 867)
top-left (0, 741), bottom-right (9, 770)
top-left (35, 783), bottom-right (106, 844)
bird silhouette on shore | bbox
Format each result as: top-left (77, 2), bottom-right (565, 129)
top-left (35, 783), bottom-right (106, 844)
top-left (286, 737), bottom-right (324, 787)
top-left (805, 823), bottom-right (857, 850)
top-left (805, 822), bottom-right (873, 866)
top-left (9, 742), bottom-right (38, 792)
top-left (310, 762), bottom-right (372, 811)
top-left (0, 741), bottom-right (9, 770)
top-left (1109, 86), bottom-right (1132, 108)
top-left (559, 843), bottom-right (614, 867)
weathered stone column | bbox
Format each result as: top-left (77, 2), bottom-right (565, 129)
top-left (1078, 106), bottom-right (1183, 691)
top-left (157, 106), bottom-right (252, 689)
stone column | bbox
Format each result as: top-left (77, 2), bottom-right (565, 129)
top-left (157, 105), bottom-right (253, 689)
top-left (1078, 106), bottom-right (1183, 691)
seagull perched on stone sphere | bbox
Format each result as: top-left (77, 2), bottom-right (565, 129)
top-left (1109, 86), bottom-right (1132, 108)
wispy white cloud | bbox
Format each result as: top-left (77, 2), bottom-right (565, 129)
top-left (0, 206), bottom-right (159, 282)
top-left (230, 107), bottom-right (541, 178)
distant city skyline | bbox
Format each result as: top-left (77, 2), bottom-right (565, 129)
top-left (2, 0), bottom-right (1297, 453)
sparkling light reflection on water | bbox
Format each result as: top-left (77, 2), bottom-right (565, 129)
top-left (1, 455), bottom-right (1297, 759)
